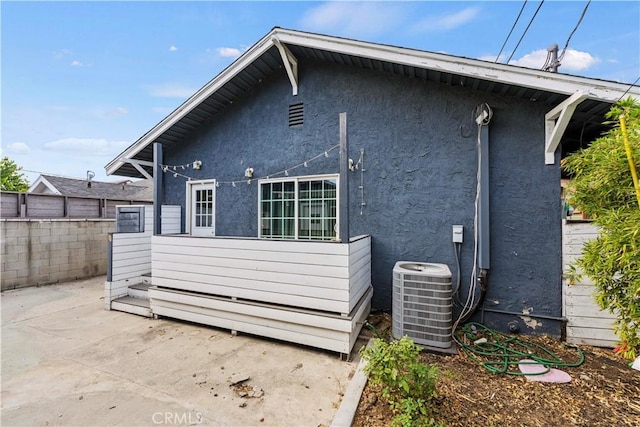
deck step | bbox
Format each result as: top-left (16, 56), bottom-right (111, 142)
top-left (112, 296), bottom-right (152, 318)
top-left (128, 283), bottom-right (152, 299)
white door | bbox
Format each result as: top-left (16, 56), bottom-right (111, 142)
top-left (189, 182), bottom-right (216, 236)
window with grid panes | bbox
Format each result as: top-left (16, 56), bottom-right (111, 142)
top-left (259, 175), bottom-right (338, 240)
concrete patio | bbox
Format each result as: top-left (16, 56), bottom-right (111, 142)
top-left (1, 276), bottom-right (363, 426)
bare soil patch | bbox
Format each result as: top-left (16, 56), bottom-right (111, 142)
top-left (353, 314), bottom-right (640, 427)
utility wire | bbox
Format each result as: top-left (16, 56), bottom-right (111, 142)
top-left (617, 76), bottom-right (640, 101)
top-left (541, 49), bottom-right (553, 71)
top-left (495, 0), bottom-right (528, 63)
top-left (558, 0), bottom-right (591, 62)
top-left (506, 0), bottom-right (545, 64)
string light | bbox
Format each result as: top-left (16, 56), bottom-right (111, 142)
top-left (160, 144), bottom-right (340, 185)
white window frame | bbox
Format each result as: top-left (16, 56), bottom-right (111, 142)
top-left (186, 179), bottom-right (217, 237)
top-left (258, 173), bottom-right (339, 241)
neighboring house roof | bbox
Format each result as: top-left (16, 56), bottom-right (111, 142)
top-left (105, 27), bottom-right (640, 178)
top-left (28, 174), bottom-right (153, 201)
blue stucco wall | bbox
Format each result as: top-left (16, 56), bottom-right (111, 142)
top-left (162, 59), bottom-right (562, 336)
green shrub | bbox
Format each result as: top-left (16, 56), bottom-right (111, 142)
top-left (563, 98), bottom-right (640, 359)
top-left (360, 336), bottom-right (441, 427)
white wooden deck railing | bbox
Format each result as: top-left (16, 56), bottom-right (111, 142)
top-left (149, 234), bottom-right (373, 354)
top-left (151, 234), bottom-right (370, 315)
top-left (105, 205), bottom-right (181, 308)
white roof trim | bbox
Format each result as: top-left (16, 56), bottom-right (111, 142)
top-left (545, 92), bottom-right (588, 164)
top-left (27, 175), bottom-right (60, 195)
top-left (106, 27), bottom-right (640, 176)
top-left (273, 29), bottom-right (639, 102)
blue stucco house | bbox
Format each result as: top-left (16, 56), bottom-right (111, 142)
top-left (105, 28), bottom-right (638, 355)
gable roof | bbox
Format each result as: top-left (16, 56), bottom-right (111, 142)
top-left (28, 174), bottom-right (153, 201)
top-left (106, 27), bottom-right (640, 178)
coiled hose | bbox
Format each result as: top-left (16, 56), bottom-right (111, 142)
top-left (453, 322), bottom-right (585, 375)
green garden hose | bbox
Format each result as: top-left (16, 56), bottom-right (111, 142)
top-left (453, 322), bottom-right (585, 375)
top-left (365, 320), bottom-right (383, 339)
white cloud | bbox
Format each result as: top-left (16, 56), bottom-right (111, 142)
top-left (410, 6), bottom-right (481, 32)
top-left (508, 48), bottom-right (599, 72)
top-left (217, 47), bottom-right (242, 58)
top-left (53, 49), bottom-right (72, 60)
top-left (71, 60), bottom-right (83, 67)
top-left (148, 84), bottom-right (196, 98)
top-left (4, 142), bottom-right (31, 155)
top-left (43, 138), bottom-right (130, 156)
top-left (557, 49), bottom-right (601, 71)
top-left (299, 2), bottom-right (406, 38)
top-left (169, 45), bottom-right (178, 52)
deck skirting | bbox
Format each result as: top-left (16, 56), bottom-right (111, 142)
top-left (149, 285), bottom-right (372, 354)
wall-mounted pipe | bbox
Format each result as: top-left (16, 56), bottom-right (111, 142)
top-left (475, 103), bottom-right (492, 270)
top-left (481, 306), bottom-right (567, 322)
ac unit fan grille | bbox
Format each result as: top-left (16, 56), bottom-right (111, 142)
top-left (392, 262), bottom-right (453, 349)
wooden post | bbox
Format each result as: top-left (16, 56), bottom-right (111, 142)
top-left (339, 112), bottom-right (349, 243)
top-left (20, 193), bottom-right (27, 218)
top-left (153, 143), bottom-right (163, 235)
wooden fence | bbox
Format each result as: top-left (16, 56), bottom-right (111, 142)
top-left (562, 220), bottom-right (617, 347)
top-left (0, 191), bottom-right (151, 219)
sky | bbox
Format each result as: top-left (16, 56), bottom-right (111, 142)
top-left (2, 1), bottom-right (639, 184)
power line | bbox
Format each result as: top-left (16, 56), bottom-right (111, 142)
top-left (506, 0), bottom-right (545, 64)
top-left (558, 1), bottom-right (591, 62)
top-left (617, 76), bottom-right (640, 102)
top-left (495, 0), bottom-right (528, 63)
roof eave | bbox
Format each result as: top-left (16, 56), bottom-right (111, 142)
top-left (105, 28), bottom-right (281, 176)
top-left (274, 28), bottom-right (640, 102)
top-left (105, 27), bottom-right (640, 177)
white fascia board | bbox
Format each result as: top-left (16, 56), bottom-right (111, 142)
top-left (545, 91), bottom-right (588, 165)
top-left (274, 29), bottom-right (640, 103)
top-left (27, 175), bottom-right (60, 194)
top-left (105, 31), bottom-right (279, 176)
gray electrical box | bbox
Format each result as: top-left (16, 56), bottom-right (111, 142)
top-left (452, 225), bottom-right (463, 243)
top-left (116, 206), bottom-right (145, 233)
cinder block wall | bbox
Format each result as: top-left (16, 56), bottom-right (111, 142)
top-left (1, 219), bottom-right (115, 291)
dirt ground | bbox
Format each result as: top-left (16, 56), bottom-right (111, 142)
top-left (353, 314), bottom-right (640, 427)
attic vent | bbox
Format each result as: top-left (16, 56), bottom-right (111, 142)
top-left (288, 103), bottom-right (304, 127)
